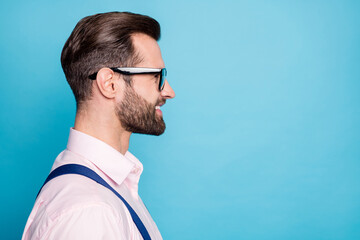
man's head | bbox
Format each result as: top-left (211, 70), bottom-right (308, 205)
top-left (61, 12), bottom-right (175, 135)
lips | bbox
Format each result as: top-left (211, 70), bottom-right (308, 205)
top-left (155, 101), bottom-right (166, 117)
top-left (155, 101), bottom-right (166, 110)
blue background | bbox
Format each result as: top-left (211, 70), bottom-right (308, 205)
top-left (1, 0), bottom-right (359, 239)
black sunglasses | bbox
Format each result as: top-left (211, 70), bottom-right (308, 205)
top-left (89, 67), bottom-right (167, 91)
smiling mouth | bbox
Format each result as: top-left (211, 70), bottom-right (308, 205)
top-left (155, 103), bottom-right (165, 116)
top-left (155, 101), bottom-right (166, 110)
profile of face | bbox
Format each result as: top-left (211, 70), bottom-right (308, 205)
top-left (115, 33), bottom-right (175, 136)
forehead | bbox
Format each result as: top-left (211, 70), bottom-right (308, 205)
top-left (131, 33), bottom-right (164, 68)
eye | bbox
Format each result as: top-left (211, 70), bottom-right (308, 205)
top-left (153, 73), bottom-right (160, 81)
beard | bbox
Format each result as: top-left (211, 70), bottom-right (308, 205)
top-left (115, 85), bottom-right (166, 136)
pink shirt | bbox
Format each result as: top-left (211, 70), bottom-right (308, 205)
top-left (22, 128), bottom-right (162, 240)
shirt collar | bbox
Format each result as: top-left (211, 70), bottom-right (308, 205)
top-left (66, 128), bottom-right (143, 187)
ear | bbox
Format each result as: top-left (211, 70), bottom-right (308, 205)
top-left (95, 68), bottom-right (120, 99)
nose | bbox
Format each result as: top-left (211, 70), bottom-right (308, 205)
top-left (161, 79), bottom-right (175, 99)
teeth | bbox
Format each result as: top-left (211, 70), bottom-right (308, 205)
top-left (155, 106), bottom-right (160, 110)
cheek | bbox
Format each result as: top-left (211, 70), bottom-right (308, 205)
top-left (132, 80), bottom-right (159, 104)
top-left (144, 92), bottom-right (160, 106)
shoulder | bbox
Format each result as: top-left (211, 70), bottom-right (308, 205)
top-left (26, 175), bottom-right (134, 240)
top-left (28, 202), bottom-right (131, 240)
top-left (40, 173), bottom-right (132, 219)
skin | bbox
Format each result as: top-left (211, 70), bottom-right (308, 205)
top-left (74, 33), bottom-right (176, 155)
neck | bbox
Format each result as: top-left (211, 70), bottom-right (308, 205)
top-left (73, 108), bottom-right (131, 155)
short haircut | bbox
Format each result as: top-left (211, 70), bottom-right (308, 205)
top-left (60, 12), bottom-right (161, 109)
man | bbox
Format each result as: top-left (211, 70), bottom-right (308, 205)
top-left (22, 12), bottom-right (175, 240)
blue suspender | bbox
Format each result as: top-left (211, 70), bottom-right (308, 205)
top-left (37, 164), bottom-right (151, 240)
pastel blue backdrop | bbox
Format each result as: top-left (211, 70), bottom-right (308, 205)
top-left (0, 0), bottom-right (359, 239)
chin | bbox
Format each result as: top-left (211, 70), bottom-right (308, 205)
top-left (126, 121), bottom-right (166, 136)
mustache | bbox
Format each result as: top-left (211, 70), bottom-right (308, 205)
top-left (156, 99), bottom-right (166, 106)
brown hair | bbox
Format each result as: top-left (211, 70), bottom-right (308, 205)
top-left (60, 12), bottom-right (161, 109)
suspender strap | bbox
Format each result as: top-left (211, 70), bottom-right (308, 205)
top-left (37, 164), bottom-right (151, 240)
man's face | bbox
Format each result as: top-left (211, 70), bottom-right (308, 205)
top-left (115, 33), bottom-right (175, 135)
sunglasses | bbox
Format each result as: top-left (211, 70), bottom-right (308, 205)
top-left (89, 67), bottom-right (167, 91)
